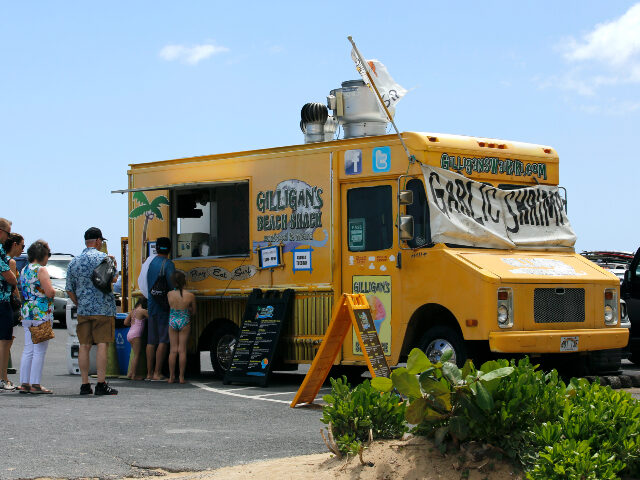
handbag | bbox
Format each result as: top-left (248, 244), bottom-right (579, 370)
top-left (149, 259), bottom-right (170, 310)
top-left (29, 320), bottom-right (55, 344)
top-left (91, 256), bottom-right (116, 293)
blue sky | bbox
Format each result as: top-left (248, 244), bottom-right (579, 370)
top-left (2, 1), bottom-right (639, 260)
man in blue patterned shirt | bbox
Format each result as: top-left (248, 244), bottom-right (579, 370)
top-left (0, 218), bottom-right (18, 391)
top-left (66, 227), bottom-right (119, 395)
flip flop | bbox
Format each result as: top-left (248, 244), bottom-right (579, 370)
top-left (30, 386), bottom-right (53, 394)
top-left (150, 377), bottom-right (167, 382)
top-left (17, 385), bottom-right (30, 394)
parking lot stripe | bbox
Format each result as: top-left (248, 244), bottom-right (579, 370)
top-left (191, 382), bottom-right (292, 404)
top-left (254, 387), bottom-right (331, 398)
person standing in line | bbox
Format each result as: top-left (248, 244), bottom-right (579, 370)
top-left (18, 240), bottom-right (55, 394)
top-left (2, 232), bottom-right (24, 388)
top-left (167, 270), bottom-right (196, 384)
top-left (145, 237), bottom-right (175, 381)
top-left (65, 227), bottom-right (119, 395)
top-left (0, 218), bottom-right (18, 391)
top-left (124, 297), bottom-right (148, 381)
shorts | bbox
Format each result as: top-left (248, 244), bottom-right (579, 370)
top-left (77, 315), bottom-right (115, 345)
top-left (147, 308), bottom-right (169, 345)
top-left (0, 301), bottom-right (12, 341)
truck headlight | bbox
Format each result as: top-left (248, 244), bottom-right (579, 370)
top-left (497, 305), bottom-right (509, 325)
top-left (604, 288), bottom-right (618, 326)
top-left (497, 288), bottom-right (514, 328)
top-left (604, 305), bottom-right (614, 323)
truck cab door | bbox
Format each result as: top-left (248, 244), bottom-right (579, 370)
top-left (340, 181), bottom-right (400, 364)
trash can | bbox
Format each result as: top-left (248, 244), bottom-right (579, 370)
top-left (114, 313), bottom-right (131, 376)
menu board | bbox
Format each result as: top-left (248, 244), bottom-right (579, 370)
top-left (352, 308), bottom-right (391, 378)
top-left (224, 288), bottom-right (294, 387)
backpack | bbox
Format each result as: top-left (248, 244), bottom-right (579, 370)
top-left (91, 256), bottom-right (116, 294)
top-left (149, 259), bottom-right (170, 310)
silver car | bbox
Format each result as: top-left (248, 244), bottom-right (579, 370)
top-left (46, 253), bottom-right (74, 326)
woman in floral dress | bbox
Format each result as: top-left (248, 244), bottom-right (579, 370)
top-left (18, 240), bottom-right (55, 394)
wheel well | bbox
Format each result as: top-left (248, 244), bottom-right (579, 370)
top-left (197, 318), bottom-right (238, 352)
top-left (400, 304), bottom-right (462, 359)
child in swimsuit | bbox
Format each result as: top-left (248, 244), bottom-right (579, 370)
top-left (124, 298), bottom-right (148, 380)
top-left (167, 271), bottom-right (196, 384)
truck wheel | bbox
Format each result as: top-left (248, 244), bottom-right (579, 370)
top-left (209, 324), bottom-right (239, 379)
top-left (419, 326), bottom-right (466, 367)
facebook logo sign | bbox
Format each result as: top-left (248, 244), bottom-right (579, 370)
top-left (344, 149), bottom-right (362, 175)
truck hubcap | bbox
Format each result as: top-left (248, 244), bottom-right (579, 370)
top-left (425, 339), bottom-right (456, 364)
top-left (217, 334), bottom-right (237, 371)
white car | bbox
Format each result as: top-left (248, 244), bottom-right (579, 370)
top-left (46, 253), bottom-right (74, 326)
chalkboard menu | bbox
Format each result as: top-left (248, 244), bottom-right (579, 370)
top-left (224, 288), bottom-right (294, 387)
top-left (353, 308), bottom-right (391, 378)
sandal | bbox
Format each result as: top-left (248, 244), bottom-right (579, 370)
top-left (17, 384), bottom-right (31, 394)
top-left (30, 385), bottom-right (53, 394)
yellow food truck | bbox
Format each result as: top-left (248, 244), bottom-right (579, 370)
top-left (119, 80), bottom-right (628, 377)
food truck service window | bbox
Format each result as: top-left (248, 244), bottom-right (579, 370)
top-left (172, 183), bottom-right (249, 258)
top-left (347, 185), bottom-right (392, 252)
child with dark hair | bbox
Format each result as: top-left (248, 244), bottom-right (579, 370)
top-left (124, 298), bottom-right (148, 380)
top-left (167, 270), bottom-right (196, 384)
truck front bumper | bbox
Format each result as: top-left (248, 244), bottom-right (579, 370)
top-left (489, 328), bottom-right (629, 353)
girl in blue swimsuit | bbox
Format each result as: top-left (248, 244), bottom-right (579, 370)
top-left (167, 271), bottom-right (196, 384)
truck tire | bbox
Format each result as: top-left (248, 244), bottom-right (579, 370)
top-left (418, 326), bottom-right (467, 367)
top-left (209, 324), bottom-right (239, 379)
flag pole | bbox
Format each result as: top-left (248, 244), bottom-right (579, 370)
top-left (347, 36), bottom-right (413, 163)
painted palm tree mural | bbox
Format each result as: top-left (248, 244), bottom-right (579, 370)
top-left (129, 192), bottom-right (169, 261)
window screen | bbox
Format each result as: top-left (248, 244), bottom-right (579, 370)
top-left (174, 183), bottom-right (249, 258)
top-left (347, 185), bottom-right (392, 252)
top-left (405, 178), bottom-right (431, 248)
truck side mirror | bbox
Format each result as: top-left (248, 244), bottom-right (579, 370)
top-left (399, 215), bottom-right (414, 241)
top-left (398, 190), bottom-right (414, 206)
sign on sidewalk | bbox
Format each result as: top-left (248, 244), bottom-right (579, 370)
top-left (290, 293), bottom-right (390, 407)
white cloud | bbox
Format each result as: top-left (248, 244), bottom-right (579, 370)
top-left (564, 4), bottom-right (640, 67)
top-left (159, 43), bottom-right (229, 65)
top-left (554, 3), bottom-right (640, 92)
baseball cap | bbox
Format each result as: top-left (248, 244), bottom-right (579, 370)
top-left (156, 237), bottom-right (171, 253)
top-left (84, 227), bottom-right (107, 241)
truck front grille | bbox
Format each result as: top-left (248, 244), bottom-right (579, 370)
top-left (534, 288), bottom-right (585, 323)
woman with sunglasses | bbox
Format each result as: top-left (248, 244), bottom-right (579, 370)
top-left (18, 240), bottom-right (55, 394)
top-left (1, 233), bottom-right (25, 390)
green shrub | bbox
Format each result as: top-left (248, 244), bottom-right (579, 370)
top-left (321, 376), bottom-right (407, 456)
top-left (526, 378), bottom-right (640, 479)
top-left (371, 348), bottom-right (515, 448)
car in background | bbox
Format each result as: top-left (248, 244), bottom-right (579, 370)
top-left (46, 253), bottom-right (74, 326)
top-left (580, 251), bottom-right (634, 284)
top-left (622, 248), bottom-right (640, 363)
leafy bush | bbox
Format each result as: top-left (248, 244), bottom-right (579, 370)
top-left (372, 349), bottom-right (640, 479)
top-left (526, 378), bottom-right (640, 479)
top-left (321, 376), bottom-right (407, 456)
top-left (371, 348), bottom-right (514, 447)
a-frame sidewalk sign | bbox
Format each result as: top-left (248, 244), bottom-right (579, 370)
top-left (290, 293), bottom-right (391, 408)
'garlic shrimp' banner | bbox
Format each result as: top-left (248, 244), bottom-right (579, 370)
top-left (421, 165), bottom-right (576, 249)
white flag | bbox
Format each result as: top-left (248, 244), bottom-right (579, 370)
top-left (351, 48), bottom-right (407, 111)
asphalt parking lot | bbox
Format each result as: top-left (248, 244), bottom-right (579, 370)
top-left (2, 326), bottom-right (328, 480)
top-left (4, 324), bottom-right (640, 480)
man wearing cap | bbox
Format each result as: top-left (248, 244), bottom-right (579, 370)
top-left (145, 237), bottom-right (175, 381)
top-left (66, 227), bottom-right (119, 395)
